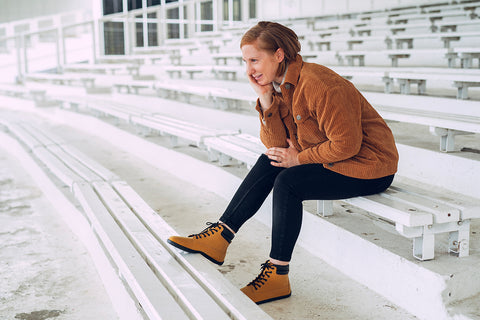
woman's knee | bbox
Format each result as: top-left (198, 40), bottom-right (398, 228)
top-left (273, 169), bottom-right (298, 196)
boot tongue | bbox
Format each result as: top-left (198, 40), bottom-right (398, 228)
top-left (248, 261), bottom-right (274, 289)
top-left (189, 222), bottom-right (220, 238)
top-left (262, 260), bottom-right (275, 270)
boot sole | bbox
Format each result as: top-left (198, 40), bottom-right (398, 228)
top-left (167, 238), bottom-right (224, 266)
top-left (255, 292), bottom-right (292, 305)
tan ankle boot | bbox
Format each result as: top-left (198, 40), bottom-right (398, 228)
top-left (167, 222), bottom-right (234, 265)
top-left (241, 260), bottom-right (291, 304)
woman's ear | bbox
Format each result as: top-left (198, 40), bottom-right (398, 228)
top-left (275, 48), bottom-right (285, 62)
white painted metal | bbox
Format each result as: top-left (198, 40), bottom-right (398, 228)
top-left (33, 147), bottom-right (85, 190)
top-left (74, 182), bottom-right (190, 319)
top-left (93, 180), bottom-right (231, 320)
top-left (111, 180), bottom-right (274, 320)
top-left (46, 145), bottom-right (103, 182)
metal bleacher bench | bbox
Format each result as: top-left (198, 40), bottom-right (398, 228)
top-left (55, 93), bottom-right (242, 148)
top-left (204, 133), bottom-right (266, 168)
top-left (153, 80), bottom-right (211, 103)
top-left (153, 79), bottom-right (256, 110)
top-left (129, 113), bottom-right (241, 148)
top-left (0, 84), bottom-right (50, 107)
top-left (385, 31), bottom-right (480, 49)
top-left (317, 185), bottom-right (480, 261)
top-left (163, 65), bottom-right (212, 80)
top-left (62, 63), bottom-right (130, 75)
top-left (25, 73), bottom-right (96, 88)
top-left (0, 119), bottom-right (272, 320)
top-left (113, 80), bottom-right (153, 94)
top-left (446, 47), bottom-right (480, 68)
top-left (362, 91), bottom-right (480, 152)
top-left (57, 94), bottom-right (142, 123)
top-left (336, 48), bottom-right (449, 67)
top-left (383, 71), bottom-right (480, 99)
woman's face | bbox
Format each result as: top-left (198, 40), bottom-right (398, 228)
top-left (241, 43), bottom-right (284, 86)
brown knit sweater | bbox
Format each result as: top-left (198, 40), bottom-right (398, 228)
top-left (255, 55), bottom-right (399, 179)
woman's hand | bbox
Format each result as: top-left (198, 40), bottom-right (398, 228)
top-left (247, 74), bottom-right (273, 111)
top-left (265, 139), bottom-right (300, 168)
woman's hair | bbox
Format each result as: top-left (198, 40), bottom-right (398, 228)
top-left (241, 21), bottom-right (301, 76)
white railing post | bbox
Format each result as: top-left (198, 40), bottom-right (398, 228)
top-left (15, 35), bottom-right (23, 84)
top-left (22, 34), bottom-right (29, 75)
top-left (91, 20), bottom-right (97, 64)
top-left (56, 28), bottom-right (63, 73)
top-left (61, 26), bottom-right (67, 65)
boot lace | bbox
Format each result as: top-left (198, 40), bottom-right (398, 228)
top-left (189, 222), bottom-right (221, 239)
top-left (247, 260), bottom-right (274, 290)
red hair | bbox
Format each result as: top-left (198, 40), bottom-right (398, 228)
top-left (241, 21), bottom-right (301, 76)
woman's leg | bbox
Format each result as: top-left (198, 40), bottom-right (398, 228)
top-left (269, 164), bottom-right (394, 262)
top-left (167, 154), bottom-right (284, 265)
top-left (219, 154), bottom-right (284, 232)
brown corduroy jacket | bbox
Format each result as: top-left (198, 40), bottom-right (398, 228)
top-left (255, 55), bottom-right (399, 179)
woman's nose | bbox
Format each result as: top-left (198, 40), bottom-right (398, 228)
top-left (246, 63), bottom-right (254, 76)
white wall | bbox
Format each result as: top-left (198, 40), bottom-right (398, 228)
top-left (0, 0), bottom-right (92, 23)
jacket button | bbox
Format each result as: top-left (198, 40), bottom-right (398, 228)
top-left (285, 84), bottom-right (291, 89)
top-left (328, 163), bottom-right (334, 167)
top-left (267, 113), bottom-right (272, 117)
top-left (296, 115), bottom-right (301, 120)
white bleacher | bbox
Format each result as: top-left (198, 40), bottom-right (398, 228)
top-left (153, 79), bottom-right (210, 102)
top-left (97, 54), bottom-right (166, 65)
top-left (437, 19), bottom-right (480, 32)
top-left (129, 113), bottom-right (240, 148)
top-left (349, 21), bottom-right (434, 36)
top-left (447, 47), bottom-right (480, 68)
top-left (113, 79), bottom-right (153, 94)
top-left (62, 63), bottom-right (142, 79)
top-left (24, 72), bottom-right (112, 94)
top-left (307, 34), bottom-right (385, 51)
top-left (385, 31), bottom-right (480, 49)
top-left (0, 118), bottom-right (273, 320)
top-left (335, 48), bottom-right (450, 67)
top-left (318, 184), bottom-right (480, 261)
top-left (211, 52), bottom-right (244, 65)
top-left (163, 65), bottom-right (213, 79)
top-left (204, 133), bottom-right (266, 168)
top-left (0, 83), bottom-right (49, 106)
top-left (384, 71), bottom-right (480, 99)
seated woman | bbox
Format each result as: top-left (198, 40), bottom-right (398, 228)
top-left (168, 21), bottom-right (399, 305)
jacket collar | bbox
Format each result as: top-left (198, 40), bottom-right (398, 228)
top-left (282, 54), bottom-right (303, 88)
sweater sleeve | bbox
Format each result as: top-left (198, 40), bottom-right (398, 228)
top-left (297, 85), bottom-right (363, 164)
top-left (255, 94), bottom-right (290, 148)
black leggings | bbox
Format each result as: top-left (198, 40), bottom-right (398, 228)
top-left (219, 154), bottom-right (394, 262)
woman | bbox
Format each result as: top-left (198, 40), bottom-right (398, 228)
top-left (168, 21), bottom-right (398, 305)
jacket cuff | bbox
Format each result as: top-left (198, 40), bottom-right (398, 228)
top-left (297, 150), bottom-right (311, 164)
top-left (255, 95), bottom-right (282, 126)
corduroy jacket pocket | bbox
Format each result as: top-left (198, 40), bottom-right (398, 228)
top-left (293, 109), bottom-right (324, 147)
